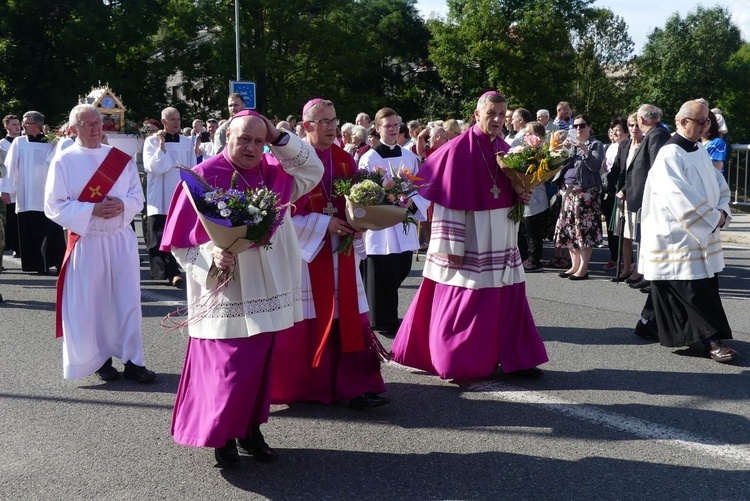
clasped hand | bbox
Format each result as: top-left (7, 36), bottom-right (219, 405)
top-left (92, 196), bottom-right (124, 219)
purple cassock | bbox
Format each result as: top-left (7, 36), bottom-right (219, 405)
top-left (391, 125), bottom-right (549, 379)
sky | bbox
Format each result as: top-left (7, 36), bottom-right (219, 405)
top-left (415, 0), bottom-right (750, 55)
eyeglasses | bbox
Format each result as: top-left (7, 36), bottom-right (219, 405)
top-left (308, 118), bottom-right (339, 127)
top-left (379, 123), bottom-right (401, 130)
top-left (572, 123), bottom-right (588, 129)
top-left (686, 117), bottom-right (710, 126)
top-left (76, 121), bottom-right (103, 129)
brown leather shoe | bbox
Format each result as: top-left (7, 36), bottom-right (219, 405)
top-left (707, 340), bottom-right (738, 363)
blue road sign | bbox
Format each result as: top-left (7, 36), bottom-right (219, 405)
top-left (229, 81), bottom-right (256, 109)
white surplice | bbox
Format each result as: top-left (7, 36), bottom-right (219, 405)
top-left (0, 137), bottom-right (55, 211)
top-left (638, 141), bottom-right (731, 281)
top-left (357, 145), bottom-right (429, 254)
top-left (171, 135), bottom-right (324, 339)
top-left (294, 212), bottom-right (369, 318)
top-left (44, 143), bottom-right (146, 379)
top-left (143, 135), bottom-right (196, 216)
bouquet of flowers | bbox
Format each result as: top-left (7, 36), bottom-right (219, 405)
top-left (331, 166), bottom-right (422, 255)
top-left (179, 167), bottom-right (285, 282)
top-left (497, 130), bottom-right (572, 222)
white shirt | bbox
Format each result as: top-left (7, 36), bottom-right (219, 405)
top-left (0, 136), bottom-right (55, 211)
top-left (143, 135), bottom-right (196, 215)
top-left (358, 144), bottom-right (429, 255)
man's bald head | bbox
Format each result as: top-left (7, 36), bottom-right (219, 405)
top-left (225, 115), bottom-right (268, 170)
top-left (675, 100), bottom-right (709, 142)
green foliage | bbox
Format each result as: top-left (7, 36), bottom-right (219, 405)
top-left (0, 0), bottom-right (747, 145)
top-left (719, 43), bottom-right (750, 143)
top-left (426, 0), bottom-right (596, 120)
top-left (570, 8), bottom-right (635, 139)
top-left (634, 6), bottom-right (742, 122)
top-left (0, 0), bottom-right (199, 125)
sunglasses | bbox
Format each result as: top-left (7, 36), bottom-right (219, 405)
top-left (572, 123), bottom-right (588, 129)
top-left (686, 117), bottom-right (710, 126)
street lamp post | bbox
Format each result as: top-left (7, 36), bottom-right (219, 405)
top-left (235, 0), bottom-right (241, 80)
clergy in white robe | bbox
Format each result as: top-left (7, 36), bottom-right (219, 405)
top-left (269, 99), bottom-right (388, 410)
top-left (44, 104), bottom-right (155, 382)
top-left (0, 115), bottom-right (22, 256)
top-left (143, 107), bottom-right (196, 285)
top-left (0, 111), bottom-right (65, 274)
top-left (357, 107), bottom-right (429, 336)
top-left (161, 111), bottom-right (323, 468)
top-left (391, 92), bottom-right (548, 379)
top-left (636, 100), bottom-right (737, 363)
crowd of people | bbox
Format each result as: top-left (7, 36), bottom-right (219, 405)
top-left (0, 91), bottom-right (738, 468)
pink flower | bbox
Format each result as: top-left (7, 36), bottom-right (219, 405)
top-left (525, 134), bottom-right (541, 148)
top-left (374, 167), bottom-right (387, 175)
top-left (509, 146), bottom-right (526, 155)
top-left (382, 177), bottom-right (397, 189)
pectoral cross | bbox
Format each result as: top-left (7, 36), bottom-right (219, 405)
top-left (323, 201), bottom-right (338, 215)
top-left (490, 184), bottom-right (500, 199)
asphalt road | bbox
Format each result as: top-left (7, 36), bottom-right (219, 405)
top-left (1, 217), bottom-right (749, 500)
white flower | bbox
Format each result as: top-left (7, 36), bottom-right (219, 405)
top-left (246, 205), bottom-right (259, 215)
top-left (220, 208), bottom-right (231, 217)
top-left (252, 214), bottom-right (263, 224)
top-left (217, 201), bottom-right (227, 210)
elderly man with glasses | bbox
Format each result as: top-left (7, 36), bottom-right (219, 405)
top-left (634, 100), bottom-right (738, 364)
top-left (0, 111), bottom-right (65, 274)
top-left (269, 98), bottom-right (390, 411)
top-left (44, 103), bottom-right (156, 383)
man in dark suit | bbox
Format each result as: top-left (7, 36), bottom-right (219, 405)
top-left (617, 104), bottom-right (670, 288)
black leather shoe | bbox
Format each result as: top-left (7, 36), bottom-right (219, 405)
top-left (568, 273), bottom-right (589, 281)
top-left (639, 284), bottom-right (651, 293)
top-left (558, 271), bottom-right (572, 278)
top-left (634, 321), bottom-right (658, 340)
top-left (215, 439), bottom-right (241, 468)
top-left (96, 358), bottom-right (120, 381)
top-left (628, 279), bottom-right (649, 289)
top-left (625, 275), bottom-right (643, 285)
top-left (707, 340), bottom-right (738, 363)
top-left (238, 427), bottom-right (279, 463)
top-left (349, 392), bottom-right (391, 410)
top-left (123, 361), bottom-right (156, 383)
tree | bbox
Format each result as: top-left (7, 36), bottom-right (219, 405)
top-left (634, 6), bottom-right (743, 121)
top-left (175, 0), bottom-right (430, 123)
top-left (426, 0), bottom-right (593, 120)
top-left (570, 8), bottom-right (635, 137)
top-left (719, 43), bottom-right (750, 143)
top-left (0, 0), bottom-right (199, 126)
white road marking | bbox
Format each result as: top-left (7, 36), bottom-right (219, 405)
top-left (464, 378), bottom-right (750, 468)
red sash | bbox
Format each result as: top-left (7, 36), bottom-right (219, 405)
top-left (303, 147), bottom-right (364, 367)
top-left (55, 147), bottom-right (132, 338)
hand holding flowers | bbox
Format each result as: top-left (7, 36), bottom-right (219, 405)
top-left (497, 130), bottom-right (572, 222)
top-left (331, 165), bottom-right (423, 254)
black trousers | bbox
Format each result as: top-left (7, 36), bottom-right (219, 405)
top-left (524, 209), bottom-right (548, 265)
top-left (601, 192), bottom-right (618, 262)
top-left (17, 211), bottom-right (65, 273)
top-left (361, 251), bottom-right (413, 332)
top-left (5, 203), bottom-right (20, 254)
top-left (146, 214), bottom-right (180, 280)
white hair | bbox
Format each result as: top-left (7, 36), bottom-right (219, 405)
top-left (68, 104), bottom-right (98, 126)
